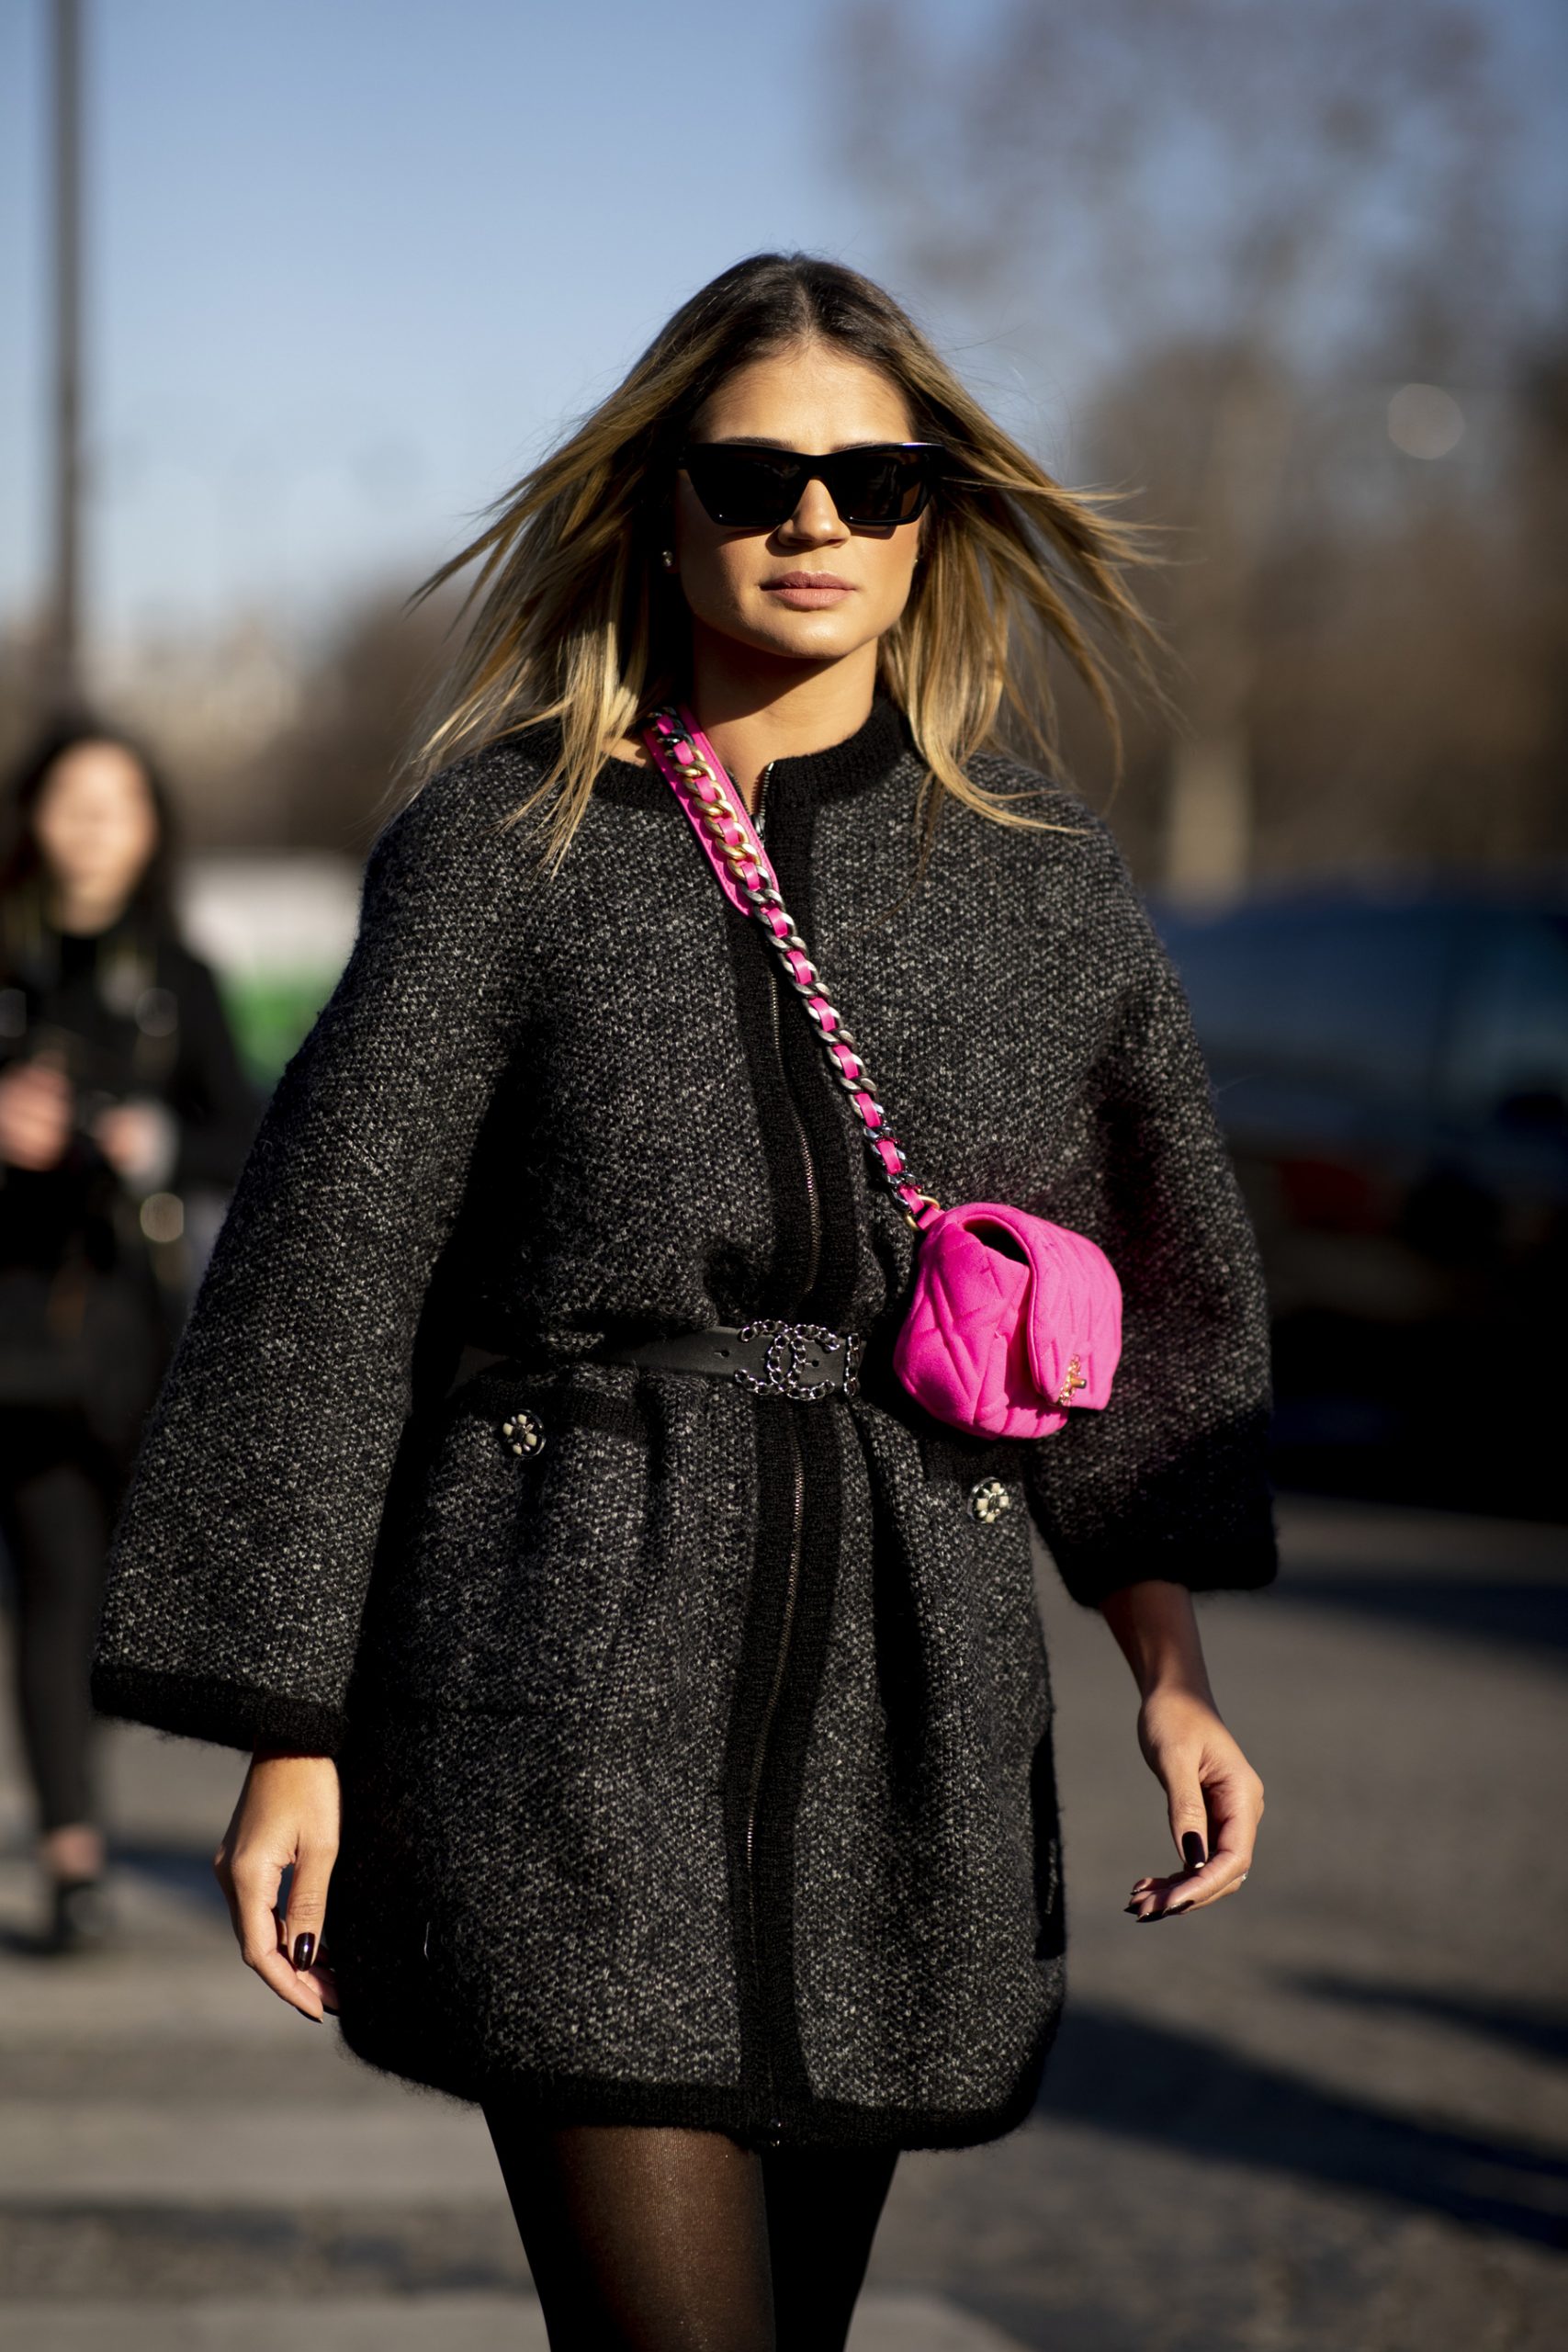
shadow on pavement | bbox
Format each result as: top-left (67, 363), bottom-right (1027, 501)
top-left (107, 1836), bottom-right (229, 1910)
top-left (0, 1837), bottom-right (226, 1958)
top-left (26, 1845), bottom-right (1568, 2256)
top-left (1041, 2004), bottom-right (1568, 2250)
top-left (1287, 1972), bottom-right (1568, 2067)
top-left (1269, 1573), bottom-right (1568, 1660)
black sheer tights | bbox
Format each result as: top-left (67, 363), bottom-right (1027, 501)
top-left (482, 2109), bottom-right (898, 2351)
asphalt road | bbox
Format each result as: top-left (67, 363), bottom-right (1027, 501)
top-left (1, 1492), bottom-right (1564, 2350)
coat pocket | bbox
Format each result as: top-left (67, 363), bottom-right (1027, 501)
top-left (355, 1372), bottom-right (652, 1717)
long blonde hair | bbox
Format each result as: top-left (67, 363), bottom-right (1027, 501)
top-left (407, 253), bottom-right (1161, 867)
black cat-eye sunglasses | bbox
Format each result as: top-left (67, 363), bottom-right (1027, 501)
top-left (679, 440), bottom-right (944, 531)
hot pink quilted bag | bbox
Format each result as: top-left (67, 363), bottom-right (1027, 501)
top-left (641, 707), bottom-right (1123, 1439)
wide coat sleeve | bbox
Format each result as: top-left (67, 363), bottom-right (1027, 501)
top-left (1022, 822), bottom-right (1278, 1608)
top-left (90, 754), bottom-right (536, 1756)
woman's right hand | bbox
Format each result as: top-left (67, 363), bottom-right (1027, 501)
top-left (213, 1749), bottom-right (342, 2021)
top-left (0, 1054), bottom-right (73, 1170)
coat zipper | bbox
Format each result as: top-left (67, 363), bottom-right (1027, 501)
top-left (744, 756), bottom-right (815, 2136)
top-left (754, 762), bottom-right (822, 1298)
top-left (741, 1408), bottom-right (805, 2138)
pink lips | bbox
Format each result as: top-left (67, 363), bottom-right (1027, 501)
top-left (763, 571), bottom-right (855, 608)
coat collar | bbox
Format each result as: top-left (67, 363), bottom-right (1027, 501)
top-left (591, 693), bottom-right (912, 811)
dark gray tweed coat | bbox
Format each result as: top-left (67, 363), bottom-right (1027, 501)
top-left (91, 695), bottom-right (1275, 2152)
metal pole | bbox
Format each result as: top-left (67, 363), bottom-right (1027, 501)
top-left (49, 0), bottom-right (84, 712)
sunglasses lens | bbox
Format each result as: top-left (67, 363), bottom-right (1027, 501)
top-left (682, 448), bottom-right (799, 527)
top-left (830, 448), bottom-right (932, 524)
top-left (681, 445), bottom-right (939, 529)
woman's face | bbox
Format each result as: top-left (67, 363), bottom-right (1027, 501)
top-left (31, 741), bottom-right (161, 920)
top-left (671, 340), bottom-right (925, 669)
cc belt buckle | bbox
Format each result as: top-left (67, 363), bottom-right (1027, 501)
top-left (733, 1319), bottom-right (862, 1402)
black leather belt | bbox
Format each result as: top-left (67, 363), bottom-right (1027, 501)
top-left (593, 1319), bottom-right (863, 1402)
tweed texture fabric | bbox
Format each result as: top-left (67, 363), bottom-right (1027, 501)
top-left (90, 695), bottom-right (1276, 2151)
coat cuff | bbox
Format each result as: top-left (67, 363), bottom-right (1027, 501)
top-left (1049, 1503), bottom-right (1279, 1611)
top-left (89, 1662), bottom-right (347, 1758)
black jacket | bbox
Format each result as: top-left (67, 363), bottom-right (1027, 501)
top-left (0, 902), bottom-right (260, 1458)
top-left (91, 698), bottom-right (1275, 2150)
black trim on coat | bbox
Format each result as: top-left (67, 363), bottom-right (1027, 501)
top-left (754, 693), bottom-right (910, 805)
top-left (755, 763), bottom-right (863, 1333)
top-left (727, 914), bottom-right (820, 1320)
top-left (352, 1998), bottom-right (1066, 2154)
top-left (589, 693), bottom-right (910, 813)
top-left (741, 1400), bottom-right (845, 2126)
top-left (89, 1662), bottom-right (346, 1758)
top-left (721, 1402), bottom-right (806, 2134)
top-left (712, 745), bottom-right (889, 2142)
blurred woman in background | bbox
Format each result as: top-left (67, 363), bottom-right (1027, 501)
top-left (0, 721), bottom-right (258, 1953)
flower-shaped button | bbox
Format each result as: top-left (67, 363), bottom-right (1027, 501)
top-left (967, 1476), bottom-right (1011, 1525)
top-left (500, 1410), bottom-right (545, 1458)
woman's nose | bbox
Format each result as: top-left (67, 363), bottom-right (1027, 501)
top-left (778, 478), bottom-right (847, 544)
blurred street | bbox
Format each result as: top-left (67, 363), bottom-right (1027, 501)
top-left (1, 1492), bottom-right (1563, 2349)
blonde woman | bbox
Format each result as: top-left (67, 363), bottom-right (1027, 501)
top-left (92, 254), bottom-right (1272, 2350)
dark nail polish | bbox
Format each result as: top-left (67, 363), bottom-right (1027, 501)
top-left (1181, 1832), bottom-right (1207, 1871)
top-left (1165, 1901), bottom-right (1192, 1917)
top-left (291, 1930), bottom-right (315, 1972)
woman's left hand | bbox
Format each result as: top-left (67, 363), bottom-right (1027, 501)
top-left (1124, 1685), bottom-right (1264, 1921)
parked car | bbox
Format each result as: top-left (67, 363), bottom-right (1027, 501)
top-left (1155, 885), bottom-right (1568, 1513)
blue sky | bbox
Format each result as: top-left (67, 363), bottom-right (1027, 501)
top-left (0, 0), bottom-right (960, 650)
top-left (2, 0), bottom-right (1562, 659)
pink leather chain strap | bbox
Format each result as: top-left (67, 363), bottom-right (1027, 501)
top-left (640, 705), bottom-right (938, 1228)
